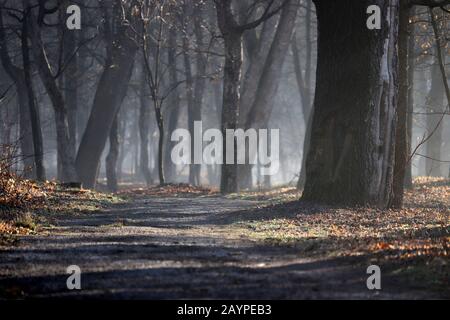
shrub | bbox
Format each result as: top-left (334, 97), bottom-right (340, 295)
top-left (0, 144), bottom-right (41, 210)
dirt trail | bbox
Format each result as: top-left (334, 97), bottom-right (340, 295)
top-left (0, 196), bottom-right (438, 299)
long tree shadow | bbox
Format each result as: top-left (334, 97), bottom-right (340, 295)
top-left (0, 250), bottom-right (433, 299)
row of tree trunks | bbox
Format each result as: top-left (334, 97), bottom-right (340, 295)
top-left (238, 17), bottom-right (278, 190)
top-left (0, 9), bottom-right (45, 180)
top-left (302, 0), bottom-right (399, 208)
top-left (241, 0), bottom-right (300, 190)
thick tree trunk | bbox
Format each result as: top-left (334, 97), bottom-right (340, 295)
top-left (219, 32), bottom-right (242, 194)
top-left (302, 0), bottom-right (399, 208)
top-left (76, 29), bottom-right (137, 188)
top-left (215, 1), bottom-right (243, 194)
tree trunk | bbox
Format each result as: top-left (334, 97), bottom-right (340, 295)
top-left (76, 23), bottom-right (138, 188)
top-left (155, 102), bottom-right (165, 185)
top-left (391, 0), bottom-right (410, 208)
top-left (297, 110), bottom-right (314, 189)
top-left (239, 17), bottom-right (278, 124)
top-left (62, 12), bottom-right (78, 154)
top-left (27, 12), bottom-right (77, 182)
top-left (164, 28), bottom-right (180, 182)
top-left (192, 8), bottom-right (208, 185)
top-left (296, 0), bottom-right (314, 189)
top-left (405, 6), bottom-right (416, 189)
top-left (425, 62), bottom-right (445, 177)
top-left (219, 33), bottom-right (242, 194)
top-left (240, 0), bottom-right (299, 190)
top-left (215, 1), bottom-right (243, 194)
top-left (20, 20), bottom-right (45, 181)
top-left (139, 66), bottom-right (152, 186)
top-left (238, 17), bottom-right (278, 190)
top-left (302, 0), bottom-right (399, 208)
top-left (106, 114), bottom-right (119, 192)
top-left (0, 10), bottom-right (44, 180)
top-left (244, 0), bottom-right (299, 129)
top-left (182, 25), bottom-right (199, 186)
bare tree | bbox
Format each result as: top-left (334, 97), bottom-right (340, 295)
top-left (214, 0), bottom-right (286, 194)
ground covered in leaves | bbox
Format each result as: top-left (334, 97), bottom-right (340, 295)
top-left (0, 177), bottom-right (448, 299)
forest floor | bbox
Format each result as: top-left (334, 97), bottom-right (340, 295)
top-left (0, 178), bottom-right (448, 299)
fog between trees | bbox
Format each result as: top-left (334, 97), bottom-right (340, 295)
top-left (0, 0), bottom-right (449, 209)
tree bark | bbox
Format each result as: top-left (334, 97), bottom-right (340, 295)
top-left (302, 0), bottom-right (399, 208)
top-left (164, 28), bottom-right (181, 182)
top-left (27, 10), bottom-right (77, 182)
top-left (296, 0), bottom-right (314, 189)
top-left (215, 0), bottom-right (284, 193)
top-left (238, 18), bottom-right (278, 190)
top-left (106, 114), bottom-right (119, 192)
top-left (244, 1), bottom-right (299, 129)
top-left (391, 0), bottom-right (410, 208)
top-left (0, 10), bottom-right (44, 180)
top-left (62, 9), bottom-right (78, 154)
top-left (76, 6), bottom-right (138, 188)
top-left (21, 20), bottom-right (45, 181)
top-left (182, 18), bottom-right (199, 186)
top-left (425, 61), bottom-right (445, 176)
top-left (240, 0), bottom-right (299, 190)
top-left (155, 101), bottom-right (165, 185)
top-left (405, 6), bottom-right (416, 189)
top-left (139, 66), bottom-right (152, 186)
top-left (215, 0), bottom-right (243, 194)
top-left (192, 8), bottom-right (208, 185)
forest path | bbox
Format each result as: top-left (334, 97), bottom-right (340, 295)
top-left (0, 196), bottom-right (434, 299)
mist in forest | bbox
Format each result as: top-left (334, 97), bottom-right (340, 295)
top-left (1, 0), bottom-right (450, 302)
top-left (0, 0), bottom-right (448, 205)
